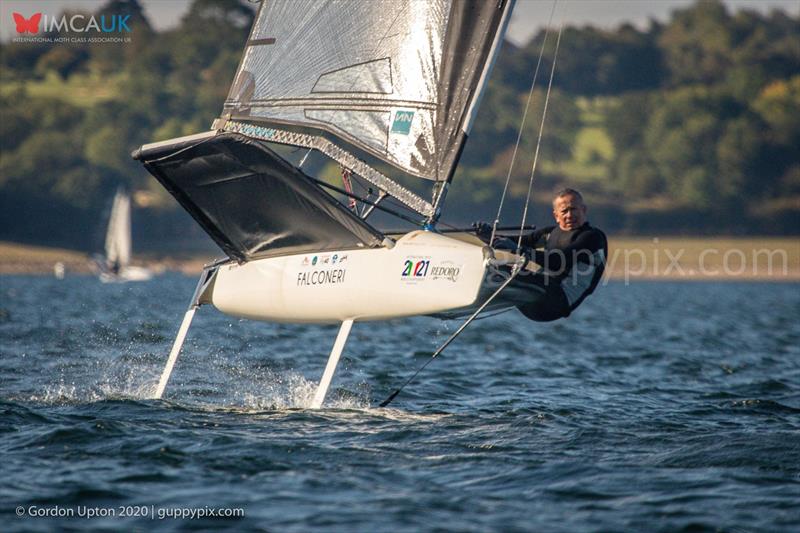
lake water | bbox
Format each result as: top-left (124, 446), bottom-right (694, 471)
top-left (1, 274), bottom-right (798, 532)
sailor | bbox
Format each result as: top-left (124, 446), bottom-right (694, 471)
top-left (476, 188), bottom-right (608, 321)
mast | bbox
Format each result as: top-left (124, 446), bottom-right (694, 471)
top-left (429, 0), bottom-right (516, 226)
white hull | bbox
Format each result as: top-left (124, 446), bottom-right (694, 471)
top-left (100, 265), bottom-right (153, 283)
top-left (209, 231), bottom-right (492, 323)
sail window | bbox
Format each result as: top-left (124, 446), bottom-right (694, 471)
top-left (312, 58), bottom-right (393, 94)
top-left (305, 109), bottom-right (390, 152)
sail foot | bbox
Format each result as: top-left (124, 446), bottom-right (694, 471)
top-left (224, 120), bottom-right (434, 218)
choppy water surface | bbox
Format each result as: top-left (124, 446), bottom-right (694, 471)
top-left (1, 274), bottom-right (798, 532)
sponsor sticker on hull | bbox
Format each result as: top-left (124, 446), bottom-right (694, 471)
top-left (400, 256), bottom-right (430, 283)
top-left (297, 252), bottom-right (348, 287)
top-left (297, 269), bottom-right (347, 287)
top-left (301, 253), bottom-right (348, 268)
top-left (401, 257), bottom-right (462, 284)
top-left (430, 261), bottom-right (461, 282)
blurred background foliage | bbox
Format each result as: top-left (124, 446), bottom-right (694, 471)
top-left (0, 0), bottom-right (798, 251)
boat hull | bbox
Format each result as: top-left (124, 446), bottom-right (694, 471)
top-left (99, 266), bottom-right (153, 283)
top-left (209, 231), bottom-right (490, 323)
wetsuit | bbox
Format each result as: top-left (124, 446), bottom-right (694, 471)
top-left (513, 223), bottom-right (608, 321)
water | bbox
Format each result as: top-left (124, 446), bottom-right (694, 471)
top-left (1, 274), bottom-right (799, 532)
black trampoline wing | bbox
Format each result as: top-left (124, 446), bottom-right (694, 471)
top-left (133, 131), bottom-right (385, 262)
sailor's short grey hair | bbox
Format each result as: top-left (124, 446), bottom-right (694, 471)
top-left (552, 188), bottom-right (584, 207)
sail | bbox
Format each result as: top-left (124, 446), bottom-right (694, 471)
top-left (222, 0), bottom-right (514, 184)
top-left (105, 188), bottom-right (131, 268)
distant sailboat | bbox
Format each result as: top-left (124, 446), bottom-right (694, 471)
top-left (96, 188), bottom-right (152, 283)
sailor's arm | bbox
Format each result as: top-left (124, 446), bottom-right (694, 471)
top-left (518, 227), bottom-right (551, 249)
top-left (532, 229), bottom-right (606, 274)
top-left (473, 222), bottom-right (548, 247)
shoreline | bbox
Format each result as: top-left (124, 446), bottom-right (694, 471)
top-left (1, 239), bottom-right (798, 281)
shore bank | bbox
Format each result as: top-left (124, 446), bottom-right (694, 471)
top-left (1, 238), bottom-right (798, 281)
top-left (0, 242), bottom-right (210, 276)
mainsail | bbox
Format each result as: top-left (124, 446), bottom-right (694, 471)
top-left (105, 188), bottom-right (131, 269)
top-left (219, 0), bottom-right (514, 215)
top-left (135, 0), bottom-right (514, 262)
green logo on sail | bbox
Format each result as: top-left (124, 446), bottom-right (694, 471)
top-left (391, 110), bottom-right (414, 135)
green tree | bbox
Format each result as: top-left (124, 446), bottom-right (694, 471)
top-left (658, 0), bottom-right (733, 85)
top-left (35, 47), bottom-right (89, 79)
top-left (752, 76), bottom-right (800, 146)
top-left (90, 0), bottom-right (154, 75)
top-left (715, 114), bottom-right (764, 201)
top-left (638, 87), bottom-right (741, 207)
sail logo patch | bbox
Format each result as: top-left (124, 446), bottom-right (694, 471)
top-left (391, 111), bottom-right (414, 135)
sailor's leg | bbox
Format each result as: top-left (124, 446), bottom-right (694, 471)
top-left (311, 319), bottom-right (354, 409)
top-left (154, 308), bottom-right (196, 399)
top-left (515, 272), bottom-right (570, 322)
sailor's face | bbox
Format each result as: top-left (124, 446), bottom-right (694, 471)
top-left (553, 194), bottom-right (587, 231)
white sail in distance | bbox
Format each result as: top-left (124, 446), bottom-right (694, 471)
top-left (104, 188), bottom-right (131, 269)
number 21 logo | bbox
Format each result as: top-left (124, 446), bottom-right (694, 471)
top-left (402, 259), bottom-right (429, 277)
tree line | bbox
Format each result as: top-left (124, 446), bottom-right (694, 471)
top-left (0, 0), bottom-right (797, 251)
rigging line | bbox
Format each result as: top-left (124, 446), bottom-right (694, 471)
top-left (437, 224), bottom-right (536, 234)
top-left (298, 148), bottom-right (313, 168)
top-left (340, 166), bottom-right (358, 211)
top-left (348, 171), bottom-right (374, 217)
top-left (417, 216), bottom-right (536, 235)
top-left (516, 23), bottom-right (563, 254)
top-left (378, 260), bottom-right (525, 408)
top-left (490, 0), bottom-right (558, 245)
top-left (472, 307), bottom-right (515, 321)
top-left (310, 177), bottom-right (424, 227)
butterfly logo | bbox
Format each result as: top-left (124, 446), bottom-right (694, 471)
top-left (13, 12), bottom-right (42, 34)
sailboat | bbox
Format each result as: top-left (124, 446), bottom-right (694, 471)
top-left (134, 0), bottom-right (541, 405)
top-left (96, 187), bottom-right (153, 283)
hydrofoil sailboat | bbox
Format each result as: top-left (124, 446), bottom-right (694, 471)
top-left (134, 0), bottom-right (549, 406)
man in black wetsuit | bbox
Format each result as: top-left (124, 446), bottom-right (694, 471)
top-left (477, 188), bottom-right (608, 322)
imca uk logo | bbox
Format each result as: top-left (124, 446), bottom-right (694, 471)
top-left (13, 13), bottom-right (41, 33)
top-left (12, 11), bottom-right (132, 34)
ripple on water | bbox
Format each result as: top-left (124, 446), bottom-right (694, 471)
top-left (1, 277), bottom-right (799, 532)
